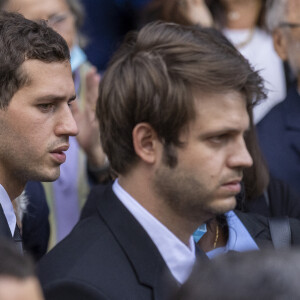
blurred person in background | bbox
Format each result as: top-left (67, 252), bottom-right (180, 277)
top-left (4, 0), bottom-right (108, 248)
top-left (142, 0), bottom-right (213, 27)
top-left (207, 0), bottom-right (287, 124)
top-left (81, 0), bottom-right (152, 72)
top-left (144, 0), bottom-right (286, 124)
top-left (174, 249), bottom-right (300, 300)
top-left (257, 0), bottom-right (300, 195)
top-left (0, 240), bottom-right (44, 300)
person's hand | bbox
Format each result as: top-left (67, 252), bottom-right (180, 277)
top-left (72, 66), bottom-right (107, 168)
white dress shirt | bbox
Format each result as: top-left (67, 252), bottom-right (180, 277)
top-left (0, 184), bottom-right (16, 236)
top-left (112, 179), bottom-right (196, 284)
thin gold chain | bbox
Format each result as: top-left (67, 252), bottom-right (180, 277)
top-left (213, 224), bottom-right (219, 249)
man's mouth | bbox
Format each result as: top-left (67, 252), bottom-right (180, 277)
top-left (221, 179), bottom-right (242, 193)
top-left (50, 145), bottom-right (69, 164)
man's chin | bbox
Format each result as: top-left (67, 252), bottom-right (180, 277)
top-left (209, 196), bottom-right (237, 215)
top-left (33, 168), bottom-right (60, 182)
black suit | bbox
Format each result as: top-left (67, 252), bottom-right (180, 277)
top-left (23, 181), bottom-right (50, 261)
top-left (0, 182), bottom-right (48, 259)
top-left (0, 204), bottom-right (12, 239)
top-left (235, 210), bottom-right (300, 248)
top-left (257, 85), bottom-right (300, 195)
top-left (38, 184), bottom-right (206, 300)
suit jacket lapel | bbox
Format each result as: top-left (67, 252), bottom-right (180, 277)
top-left (0, 204), bottom-right (13, 239)
top-left (234, 210), bottom-right (273, 249)
top-left (95, 184), bottom-right (180, 297)
top-left (284, 87), bottom-right (300, 154)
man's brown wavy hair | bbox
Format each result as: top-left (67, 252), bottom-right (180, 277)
top-left (97, 21), bottom-right (265, 175)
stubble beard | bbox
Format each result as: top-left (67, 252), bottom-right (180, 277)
top-left (152, 164), bottom-right (234, 224)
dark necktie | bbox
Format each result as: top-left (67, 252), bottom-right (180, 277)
top-left (13, 225), bottom-right (23, 254)
top-left (0, 204), bottom-right (12, 238)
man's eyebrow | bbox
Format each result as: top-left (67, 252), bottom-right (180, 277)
top-left (201, 126), bottom-right (250, 138)
top-left (36, 94), bottom-right (77, 102)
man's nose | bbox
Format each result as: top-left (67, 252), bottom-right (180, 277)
top-left (228, 139), bottom-right (253, 169)
top-left (55, 105), bottom-right (79, 137)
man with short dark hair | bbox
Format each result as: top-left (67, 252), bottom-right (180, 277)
top-left (4, 0), bottom-right (108, 248)
top-left (0, 11), bottom-right (78, 247)
top-left (38, 22), bottom-right (263, 299)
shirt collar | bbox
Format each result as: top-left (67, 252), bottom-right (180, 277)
top-left (0, 184), bottom-right (16, 236)
top-left (70, 45), bottom-right (87, 72)
top-left (206, 210), bottom-right (259, 259)
top-left (112, 179), bottom-right (196, 284)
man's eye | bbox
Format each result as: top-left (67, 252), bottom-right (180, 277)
top-left (209, 135), bottom-right (228, 144)
top-left (38, 103), bottom-right (55, 112)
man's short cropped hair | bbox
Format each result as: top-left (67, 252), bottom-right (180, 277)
top-left (97, 21), bottom-right (265, 175)
top-left (0, 11), bottom-right (70, 109)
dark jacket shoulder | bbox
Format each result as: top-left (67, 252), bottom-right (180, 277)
top-left (234, 210), bottom-right (300, 248)
top-left (38, 183), bottom-right (179, 300)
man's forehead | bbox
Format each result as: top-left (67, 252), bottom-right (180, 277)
top-left (192, 89), bottom-right (247, 107)
top-left (19, 59), bottom-right (74, 96)
top-left (192, 90), bottom-right (250, 126)
top-left (285, 0), bottom-right (300, 21)
top-left (6, 0), bottom-right (38, 13)
top-left (6, 0), bottom-right (66, 20)
top-left (22, 59), bottom-right (71, 78)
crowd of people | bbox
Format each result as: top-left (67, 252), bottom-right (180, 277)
top-left (0, 0), bottom-right (300, 299)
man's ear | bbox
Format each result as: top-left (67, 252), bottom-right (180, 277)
top-left (273, 29), bottom-right (289, 61)
top-left (132, 123), bottom-right (160, 164)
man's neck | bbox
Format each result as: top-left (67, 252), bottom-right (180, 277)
top-left (0, 172), bottom-right (24, 201)
top-left (118, 174), bottom-right (205, 246)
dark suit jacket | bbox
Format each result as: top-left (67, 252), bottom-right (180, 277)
top-left (235, 210), bottom-right (300, 248)
top-left (23, 181), bottom-right (50, 261)
top-left (38, 184), bottom-right (205, 300)
top-left (0, 204), bottom-right (12, 239)
top-left (0, 182), bottom-right (49, 260)
top-left (243, 176), bottom-right (300, 219)
top-left (257, 85), bottom-right (300, 195)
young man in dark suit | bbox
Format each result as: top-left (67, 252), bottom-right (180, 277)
top-left (0, 12), bottom-right (78, 249)
top-left (38, 22), bottom-right (264, 299)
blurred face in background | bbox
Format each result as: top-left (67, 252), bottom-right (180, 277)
top-left (0, 276), bottom-right (44, 300)
top-left (5, 0), bottom-right (76, 49)
top-left (274, 0), bottom-right (300, 84)
top-left (283, 0), bottom-right (300, 79)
